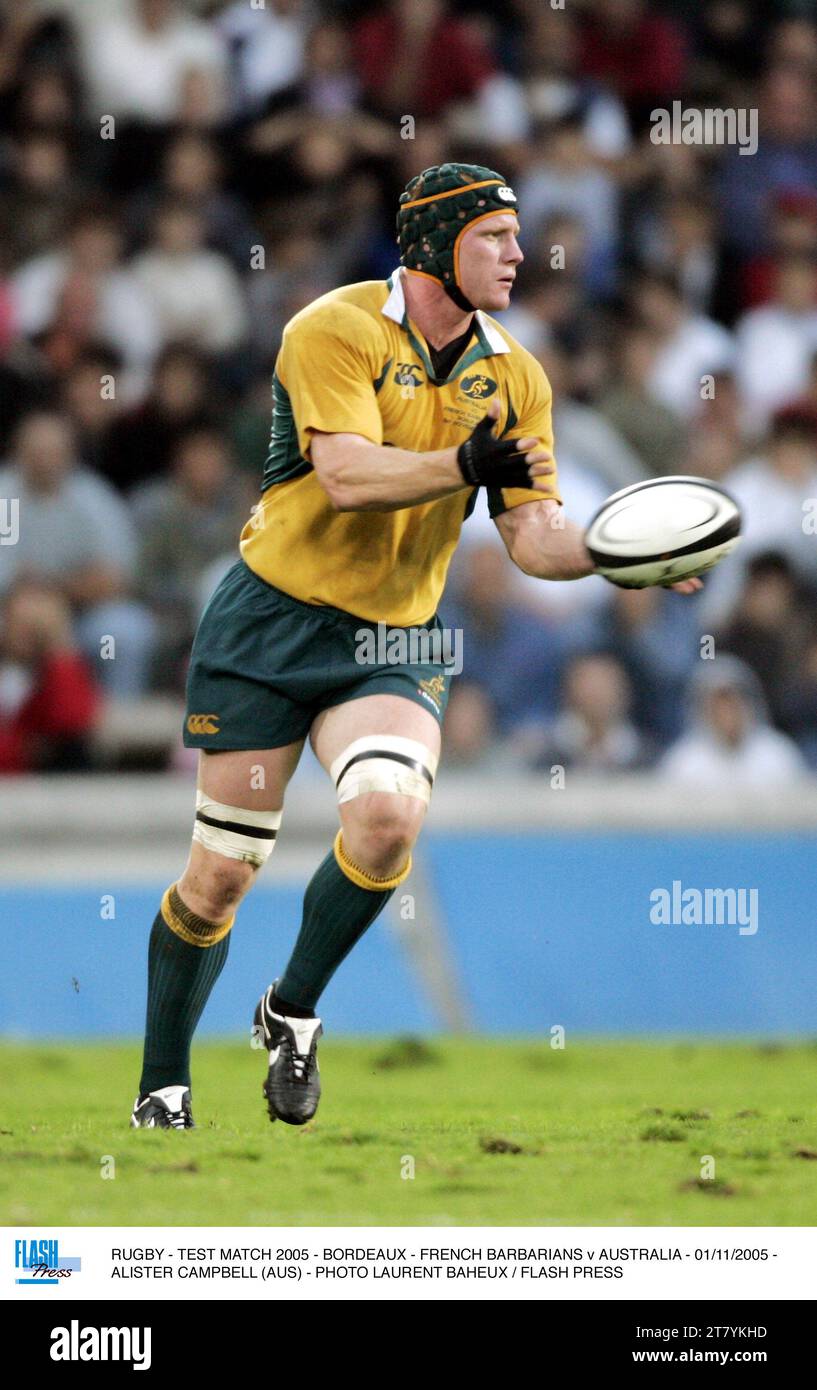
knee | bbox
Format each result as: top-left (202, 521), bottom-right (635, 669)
top-left (342, 794), bottom-right (425, 876)
top-left (179, 854), bottom-right (255, 922)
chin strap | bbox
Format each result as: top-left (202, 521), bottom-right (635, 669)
top-left (445, 281), bottom-right (476, 313)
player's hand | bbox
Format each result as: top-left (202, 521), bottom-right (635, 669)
top-left (665, 577), bottom-right (704, 595)
top-left (607, 575), bottom-right (704, 593)
top-left (457, 397), bottom-right (553, 490)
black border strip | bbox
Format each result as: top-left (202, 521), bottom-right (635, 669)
top-left (335, 749), bottom-right (434, 789)
top-left (195, 811), bottom-right (277, 840)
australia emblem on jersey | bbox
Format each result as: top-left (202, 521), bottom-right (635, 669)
top-left (418, 674), bottom-right (447, 711)
top-left (460, 373), bottom-right (497, 399)
top-left (394, 362), bottom-right (424, 388)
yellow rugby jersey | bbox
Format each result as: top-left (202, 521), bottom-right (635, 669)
top-left (239, 267), bottom-right (561, 626)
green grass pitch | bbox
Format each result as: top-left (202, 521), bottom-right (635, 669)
top-left (1, 1039), bottom-right (816, 1226)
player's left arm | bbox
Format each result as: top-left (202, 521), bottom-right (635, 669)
top-left (495, 497), bottom-right (593, 580)
top-left (495, 489), bottom-right (704, 593)
top-left (492, 361), bottom-right (702, 592)
top-left (489, 358), bottom-right (592, 580)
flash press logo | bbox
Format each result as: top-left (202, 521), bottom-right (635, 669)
top-left (15, 1237), bottom-right (81, 1285)
top-left (51, 1321), bottom-right (152, 1372)
top-left (649, 880), bottom-right (758, 936)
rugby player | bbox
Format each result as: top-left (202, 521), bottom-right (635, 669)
top-left (131, 163), bottom-right (700, 1130)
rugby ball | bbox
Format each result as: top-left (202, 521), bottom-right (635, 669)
top-left (584, 476), bottom-right (742, 589)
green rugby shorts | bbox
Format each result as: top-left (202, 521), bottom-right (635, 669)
top-left (183, 560), bottom-right (454, 751)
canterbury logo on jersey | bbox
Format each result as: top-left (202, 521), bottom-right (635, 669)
top-left (460, 374), bottom-right (497, 399)
top-left (394, 362), bottom-right (424, 387)
top-left (187, 714), bottom-right (220, 735)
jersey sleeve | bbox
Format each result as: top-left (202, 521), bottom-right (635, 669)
top-left (486, 358), bottom-right (562, 518)
top-left (277, 303), bottom-right (386, 460)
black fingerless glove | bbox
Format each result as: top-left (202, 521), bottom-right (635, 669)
top-left (456, 413), bottom-right (532, 489)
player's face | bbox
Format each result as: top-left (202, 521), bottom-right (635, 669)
top-left (458, 213), bottom-right (523, 311)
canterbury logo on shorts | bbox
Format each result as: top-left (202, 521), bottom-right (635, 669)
top-left (187, 714), bottom-right (220, 735)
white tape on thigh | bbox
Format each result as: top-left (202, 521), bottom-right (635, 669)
top-left (330, 735), bottom-right (438, 806)
top-left (192, 792), bottom-right (282, 867)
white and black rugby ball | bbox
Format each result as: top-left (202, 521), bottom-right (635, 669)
top-left (584, 476), bottom-right (742, 589)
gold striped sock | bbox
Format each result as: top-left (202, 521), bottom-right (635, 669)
top-left (161, 883), bottom-right (235, 947)
top-left (333, 830), bottom-right (412, 892)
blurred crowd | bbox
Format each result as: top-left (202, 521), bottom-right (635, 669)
top-left (0, 0), bottom-right (816, 783)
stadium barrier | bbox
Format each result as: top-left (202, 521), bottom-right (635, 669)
top-left (2, 775), bottom-right (815, 1038)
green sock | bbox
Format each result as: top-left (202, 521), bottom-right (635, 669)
top-left (277, 834), bottom-right (405, 1010)
top-left (139, 886), bottom-right (232, 1095)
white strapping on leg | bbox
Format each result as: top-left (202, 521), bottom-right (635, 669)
top-left (330, 735), bottom-right (438, 806)
top-left (192, 791), bottom-right (282, 867)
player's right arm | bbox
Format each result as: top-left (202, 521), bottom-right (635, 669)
top-left (279, 305), bottom-right (552, 512)
top-left (311, 429), bottom-right (551, 513)
top-left (312, 432), bottom-right (465, 512)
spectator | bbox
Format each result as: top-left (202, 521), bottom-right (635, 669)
top-left (216, 0), bottom-right (308, 120)
top-left (598, 322), bottom-right (687, 475)
top-left (245, 228), bottom-right (333, 368)
top-left (735, 253), bottom-right (817, 434)
top-left (59, 344), bottom-right (124, 476)
top-left (769, 16), bottom-right (817, 75)
top-left (718, 65), bottom-right (817, 259)
top-left (441, 682), bottom-right (508, 769)
top-left (518, 116), bottom-right (619, 296)
top-left (133, 427), bottom-right (248, 687)
top-left (541, 342), bottom-right (647, 492)
top-left (793, 346), bottom-right (817, 417)
top-left (227, 372), bottom-right (279, 481)
top-left (0, 411), bottom-right (155, 695)
top-left (515, 5), bottom-right (633, 162)
top-left (10, 204), bottom-right (159, 398)
top-left (741, 190), bottom-right (817, 310)
top-left (722, 405), bottom-right (817, 581)
top-left (660, 656), bottom-right (806, 787)
top-left (690, 368), bottom-right (751, 451)
top-left (577, 0), bottom-right (688, 127)
top-left (778, 623), bottom-right (817, 768)
top-left (354, 0), bottom-right (495, 121)
top-left (131, 198), bottom-right (248, 356)
top-left (607, 584), bottom-right (702, 745)
top-left (440, 539), bottom-right (569, 733)
top-left (78, 0), bottom-right (227, 127)
top-left (126, 132), bottom-right (258, 271)
top-left (0, 19), bottom-right (81, 137)
top-left (719, 552), bottom-right (812, 729)
top-left (679, 368), bottom-right (752, 483)
top-left (630, 271), bottom-right (735, 421)
top-left (499, 265), bottom-right (596, 362)
top-left (688, 0), bottom-right (766, 85)
top-left (531, 651), bottom-right (650, 773)
top-left (0, 132), bottom-right (82, 270)
top-left (0, 579), bottom-right (101, 774)
top-left (702, 406), bottom-right (817, 628)
top-left (636, 193), bottom-right (720, 316)
top-left (244, 16), bottom-right (362, 122)
top-left (104, 343), bottom-right (218, 494)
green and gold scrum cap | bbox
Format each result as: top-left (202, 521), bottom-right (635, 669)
top-left (396, 162), bottom-right (519, 311)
